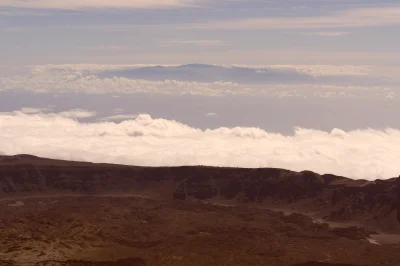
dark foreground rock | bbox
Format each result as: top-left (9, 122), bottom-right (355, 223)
top-left (1, 155), bottom-right (400, 265)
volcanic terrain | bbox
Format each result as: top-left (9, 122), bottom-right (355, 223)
top-left (1, 155), bottom-right (400, 266)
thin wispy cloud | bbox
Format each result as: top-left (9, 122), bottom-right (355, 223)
top-left (295, 31), bottom-right (351, 37)
top-left (160, 39), bottom-right (226, 47)
top-left (0, 0), bottom-right (196, 10)
top-left (80, 45), bottom-right (133, 51)
top-left (205, 112), bottom-right (217, 117)
top-left (185, 6), bottom-right (400, 30)
top-left (0, 7), bottom-right (51, 16)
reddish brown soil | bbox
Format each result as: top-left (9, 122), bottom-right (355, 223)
top-left (1, 155), bottom-right (400, 266)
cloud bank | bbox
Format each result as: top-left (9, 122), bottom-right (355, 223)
top-left (1, 111), bottom-right (400, 180)
top-left (1, 64), bottom-right (392, 98)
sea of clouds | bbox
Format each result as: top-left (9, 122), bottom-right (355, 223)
top-left (1, 110), bottom-right (399, 180)
top-left (0, 64), bottom-right (394, 98)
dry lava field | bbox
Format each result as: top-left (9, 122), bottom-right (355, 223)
top-left (1, 155), bottom-right (400, 266)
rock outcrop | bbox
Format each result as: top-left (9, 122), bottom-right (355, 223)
top-left (1, 155), bottom-right (399, 231)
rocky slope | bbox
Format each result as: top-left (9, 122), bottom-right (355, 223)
top-left (1, 155), bottom-right (400, 266)
top-left (1, 155), bottom-right (399, 232)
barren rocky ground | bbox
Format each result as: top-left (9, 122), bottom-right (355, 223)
top-left (1, 155), bottom-right (400, 266)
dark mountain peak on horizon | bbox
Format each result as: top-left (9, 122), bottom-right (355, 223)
top-left (177, 63), bottom-right (221, 69)
top-left (98, 63), bottom-right (312, 84)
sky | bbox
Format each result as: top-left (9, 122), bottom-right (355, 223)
top-left (1, 0), bottom-right (400, 179)
top-left (1, 0), bottom-right (400, 65)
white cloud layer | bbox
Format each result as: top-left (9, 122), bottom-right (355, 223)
top-left (0, 73), bottom-right (241, 96)
top-left (1, 111), bottom-right (400, 180)
top-left (100, 114), bottom-right (139, 121)
top-left (19, 107), bottom-right (50, 114)
top-left (1, 64), bottom-right (392, 98)
top-left (58, 109), bottom-right (97, 118)
top-left (2, 109), bottom-right (97, 119)
top-left (255, 65), bottom-right (371, 77)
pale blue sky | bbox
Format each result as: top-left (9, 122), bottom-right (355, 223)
top-left (1, 0), bottom-right (400, 65)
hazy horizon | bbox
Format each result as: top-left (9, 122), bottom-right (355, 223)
top-left (1, 1), bottom-right (400, 179)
